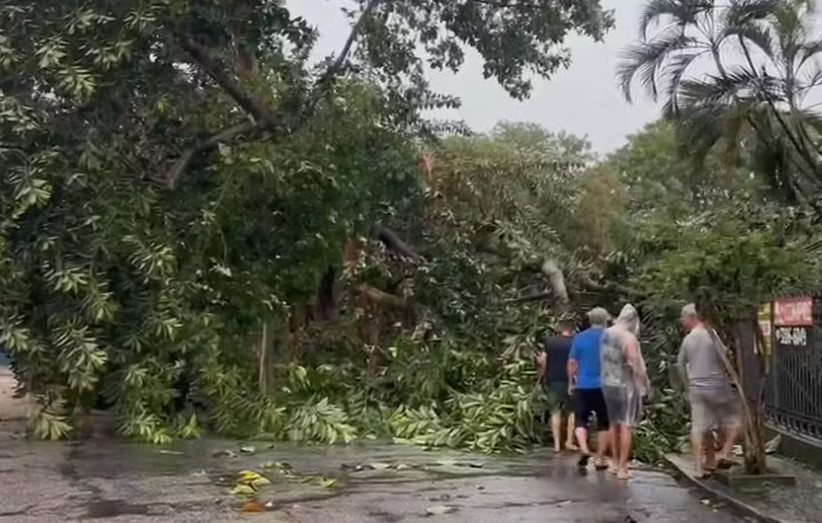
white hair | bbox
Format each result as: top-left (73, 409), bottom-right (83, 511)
top-left (681, 303), bottom-right (698, 318)
top-left (617, 304), bottom-right (640, 336)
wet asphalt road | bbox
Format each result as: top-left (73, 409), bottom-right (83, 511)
top-left (0, 364), bottom-right (751, 523)
top-left (0, 429), bottom-right (753, 523)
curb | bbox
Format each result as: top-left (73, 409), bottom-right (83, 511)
top-left (662, 454), bottom-right (784, 523)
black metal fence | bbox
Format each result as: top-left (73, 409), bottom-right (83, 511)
top-left (746, 296), bottom-right (822, 442)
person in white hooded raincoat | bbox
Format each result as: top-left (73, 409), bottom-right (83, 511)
top-left (600, 304), bottom-right (649, 480)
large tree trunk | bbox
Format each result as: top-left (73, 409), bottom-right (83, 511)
top-left (540, 258), bottom-right (569, 312)
top-left (713, 319), bottom-right (768, 474)
top-left (316, 266), bottom-right (337, 321)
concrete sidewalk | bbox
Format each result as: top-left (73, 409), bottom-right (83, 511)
top-left (666, 453), bottom-right (822, 523)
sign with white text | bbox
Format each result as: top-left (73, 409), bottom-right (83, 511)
top-left (774, 297), bottom-right (813, 327)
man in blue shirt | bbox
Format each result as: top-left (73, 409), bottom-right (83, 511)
top-left (568, 307), bottom-right (611, 470)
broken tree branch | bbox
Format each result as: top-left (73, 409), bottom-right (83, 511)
top-left (179, 37), bottom-right (276, 125)
top-left (166, 120), bottom-right (258, 189)
top-left (358, 284), bottom-right (408, 309)
top-left (165, 1), bottom-right (380, 188)
top-left (508, 291), bottom-right (557, 304)
top-left (540, 258), bottom-right (569, 311)
top-left (324, 0), bottom-right (382, 82)
top-left (377, 226), bottom-right (425, 262)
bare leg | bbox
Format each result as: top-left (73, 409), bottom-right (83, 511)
top-left (565, 414), bottom-right (578, 450)
top-left (550, 410), bottom-right (562, 452)
top-left (692, 430), bottom-right (705, 476)
top-left (718, 424), bottom-right (740, 462)
top-left (575, 426), bottom-right (590, 456)
top-left (617, 425), bottom-right (632, 478)
top-left (608, 426), bottom-right (619, 472)
top-left (595, 430), bottom-right (610, 467)
top-left (703, 430), bottom-right (716, 471)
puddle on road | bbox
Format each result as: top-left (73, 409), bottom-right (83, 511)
top-left (83, 499), bottom-right (151, 519)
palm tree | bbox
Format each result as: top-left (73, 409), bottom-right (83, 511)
top-left (618, 0), bottom-right (822, 206)
top-left (620, 0), bottom-right (822, 476)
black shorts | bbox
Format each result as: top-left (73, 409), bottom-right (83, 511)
top-left (574, 388), bottom-right (609, 431)
top-left (546, 381), bottom-right (571, 414)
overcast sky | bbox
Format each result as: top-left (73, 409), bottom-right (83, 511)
top-left (290, 0), bottom-right (662, 154)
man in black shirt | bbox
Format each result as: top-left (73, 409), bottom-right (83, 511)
top-left (537, 322), bottom-right (578, 452)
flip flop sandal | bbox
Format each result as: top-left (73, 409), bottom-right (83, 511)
top-left (697, 471), bottom-right (714, 480)
top-left (717, 459), bottom-right (734, 470)
top-left (617, 470), bottom-right (633, 480)
top-left (577, 454), bottom-right (590, 468)
top-left (594, 462), bottom-right (609, 471)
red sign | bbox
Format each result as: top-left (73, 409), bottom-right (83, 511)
top-left (774, 297), bottom-right (813, 327)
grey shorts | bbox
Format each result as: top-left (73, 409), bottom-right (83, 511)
top-left (603, 385), bottom-right (643, 427)
top-left (689, 388), bottom-right (741, 433)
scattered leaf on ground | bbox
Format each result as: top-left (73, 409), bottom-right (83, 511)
top-left (370, 462), bottom-right (391, 471)
top-left (426, 505), bottom-right (458, 516)
top-left (241, 501), bottom-right (263, 513)
top-left (239, 470), bottom-right (265, 483)
top-left (251, 477), bottom-right (271, 488)
top-left (274, 461), bottom-right (293, 472)
top-left (396, 464), bottom-right (412, 471)
top-left (158, 449), bottom-right (182, 455)
top-left (214, 450), bottom-right (237, 458)
top-left (240, 446), bottom-right (256, 454)
top-left (318, 477), bottom-right (338, 489)
top-left (230, 484), bottom-right (256, 496)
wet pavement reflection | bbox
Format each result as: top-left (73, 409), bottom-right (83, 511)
top-left (0, 426), bottom-right (752, 523)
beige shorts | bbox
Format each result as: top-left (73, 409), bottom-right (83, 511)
top-left (689, 388), bottom-right (741, 433)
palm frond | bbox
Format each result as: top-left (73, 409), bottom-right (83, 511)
top-left (797, 38), bottom-right (822, 70)
top-left (791, 107), bottom-right (822, 136)
top-left (618, 29), bottom-right (697, 102)
top-left (716, 0), bottom-right (779, 61)
top-left (724, 0), bottom-right (780, 25)
top-left (723, 22), bottom-right (775, 57)
top-left (638, 0), bottom-right (712, 39)
top-left (676, 68), bottom-right (783, 109)
top-left (661, 51), bottom-right (708, 114)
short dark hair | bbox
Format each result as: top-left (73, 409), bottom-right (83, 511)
top-left (558, 320), bottom-right (575, 332)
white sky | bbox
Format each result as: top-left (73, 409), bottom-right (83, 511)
top-left (289, 0), bottom-right (664, 153)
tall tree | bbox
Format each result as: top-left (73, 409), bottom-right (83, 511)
top-left (0, 1), bottom-right (614, 440)
top-left (618, 0), bottom-right (822, 205)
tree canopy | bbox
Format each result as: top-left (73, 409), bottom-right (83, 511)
top-left (0, 1), bottom-right (617, 442)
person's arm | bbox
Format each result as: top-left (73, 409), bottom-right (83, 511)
top-left (676, 337), bottom-right (689, 393)
top-left (567, 337), bottom-right (579, 392)
top-left (623, 334), bottom-right (645, 379)
top-left (536, 351), bottom-right (547, 385)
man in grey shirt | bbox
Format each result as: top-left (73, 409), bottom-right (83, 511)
top-left (677, 304), bottom-right (741, 477)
